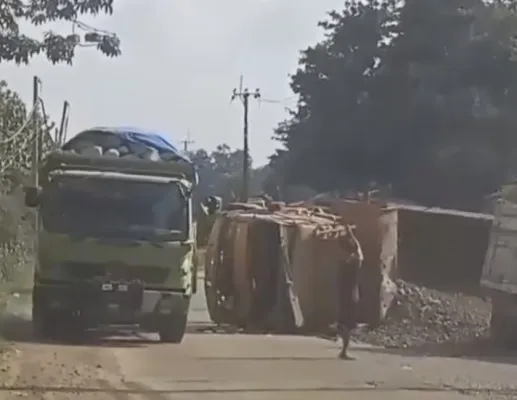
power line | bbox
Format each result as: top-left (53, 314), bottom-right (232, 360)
top-left (257, 96), bottom-right (297, 106)
top-left (231, 76), bottom-right (261, 202)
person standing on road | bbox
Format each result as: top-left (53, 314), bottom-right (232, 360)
top-left (336, 224), bottom-right (364, 360)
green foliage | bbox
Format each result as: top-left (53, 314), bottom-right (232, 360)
top-left (0, 80), bottom-right (56, 177)
top-left (271, 0), bottom-right (517, 210)
top-left (189, 145), bottom-right (247, 205)
top-left (189, 144), bottom-right (268, 207)
top-left (0, 0), bottom-right (120, 64)
top-left (0, 80), bottom-right (56, 283)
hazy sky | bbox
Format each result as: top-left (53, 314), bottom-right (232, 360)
top-left (2, 0), bottom-right (344, 166)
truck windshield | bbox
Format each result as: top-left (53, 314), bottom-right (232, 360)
top-left (41, 176), bottom-right (188, 240)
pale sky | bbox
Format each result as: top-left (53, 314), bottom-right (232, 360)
top-left (2, 0), bottom-right (344, 166)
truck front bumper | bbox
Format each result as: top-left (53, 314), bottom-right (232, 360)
top-left (33, 281), bottom-right (189, 329)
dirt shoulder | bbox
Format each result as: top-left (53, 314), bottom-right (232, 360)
top-left (0, 344), bottom-right (19, 392)
top-left (0, 320), bottom-right (125, 400)
top-left (0, 290), bottom-right (25, 395)
top-left (0, 292), bottom-right (124, 400)
top-left (5, 341), bottom-right (121, 399)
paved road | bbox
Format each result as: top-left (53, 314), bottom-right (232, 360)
top-left (0, 279), bottom-right (516, 399)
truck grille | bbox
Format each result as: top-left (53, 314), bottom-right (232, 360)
top-left (61, 262), bottom-right (170, 284)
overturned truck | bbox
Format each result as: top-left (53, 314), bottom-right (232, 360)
top-left (203, 203), bottom-right (398, 333)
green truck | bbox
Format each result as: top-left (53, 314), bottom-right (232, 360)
top-left (24, 127), bottom-right (198, 342)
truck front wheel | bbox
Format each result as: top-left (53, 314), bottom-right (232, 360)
top-left (490, 311), bottom-right (516, 348)
top-left (158, 310), bottom-right (188, 343)
top-left (32, 296), bottom-right (55, 339)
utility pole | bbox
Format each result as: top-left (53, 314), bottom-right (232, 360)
top-left (180, 131), bottom-right (194, 152)
top-left (231, 79), bottom-right (261, 202)
top-left (57, 101), bottom-right (70, 146)
top-left (31, 76), bottom-right (41, 238)
top-left (32, 76), bottom-right (41, 187)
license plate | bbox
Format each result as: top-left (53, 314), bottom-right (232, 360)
top-left (108, 303), bottom-right (119, 310)
top-left (101, 283), bottom-right (113, 291)
top-left (50, 300), bottom-right (61, 308)
top-left (118, 284), bottom-right (129, 292)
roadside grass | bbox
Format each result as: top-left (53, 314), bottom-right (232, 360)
top-left (0, 286), bottom-right (12, 350)
top-left (1, 265), bottom-right (33, 295)
top-left (0, 265), bottom-right (33, 320)
top-left (0, 289), bottom-right (8, 315)
top-left (0, 281), bottom-right (20, 355)
top-left (0, 266), bottom-right (32, 364)
top-left (0, 283), bottom-right (22, 315)
top-left (0, 291), bottom-right (17, 380)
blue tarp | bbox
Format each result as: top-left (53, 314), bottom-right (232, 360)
top-left (64, 126), bottom-right (192, 164)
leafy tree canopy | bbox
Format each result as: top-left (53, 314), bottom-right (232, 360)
top-left (0, 0), bottom-right (120, 64)
top-left (189, 144), bottom-right (269, 207)
top-left (271, 0), bottom-right (517, 210)
top-left (0, 80), bottom-right (56, 263)
top-left (189, 144), bottom-right (249, 205)
top-left (0, 80), bottom-right (55, 178)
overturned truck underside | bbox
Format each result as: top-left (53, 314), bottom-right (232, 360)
top-left (203, 204), bottom-right (398, 334)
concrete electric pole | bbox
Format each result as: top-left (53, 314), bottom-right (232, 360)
top-left (181, 131), bottom-right (194, 152)
top-left (231, 78), bottom-right (261, 202)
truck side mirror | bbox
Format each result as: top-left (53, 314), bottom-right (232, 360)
top-left (24, 186), bottom-right (42, 207)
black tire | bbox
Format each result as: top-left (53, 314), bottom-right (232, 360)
top-left (490, 312), bottom-right (515, 348)
top-left (32, 295), bottom-right (55, 339)
top-left (158, 311), bottom-right (188, 343)
top-left (192, 256), bottom-right (198, 294)
top-left (32, 289), bottom-right (86, 342)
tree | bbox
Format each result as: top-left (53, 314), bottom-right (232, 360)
top-left (0, 0), bottom-right (120, 64)
top-left (189, 144), bottom-right (270, 208)
top-left (271, 0), bottom-right (517, 210)
top-left (376, 0), bottom-right (517, 207)
top-left (0, 80), bottom-right (56, 281)
top-left (0, 80), bottom-right (56, 178)
top-left (190, 144), bottom-right (248, 205)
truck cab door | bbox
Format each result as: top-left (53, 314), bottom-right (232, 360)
top-left (482, 186), bottom-right (517, 295)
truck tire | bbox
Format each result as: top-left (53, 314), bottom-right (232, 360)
top-left (158, 310), bottom-right (188, 343)
top-left (490, 312), bottom-right (515, 348)
top-left (32, 297), bottom-right (55, 339)
top-left (192, 260), bottom-right (198, 294)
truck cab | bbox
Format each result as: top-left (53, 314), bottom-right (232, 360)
top-left (25, 127), bottom-right (198, 343)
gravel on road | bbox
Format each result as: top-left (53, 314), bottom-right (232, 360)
top-left (353, 280), bottom-right (491, 353)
